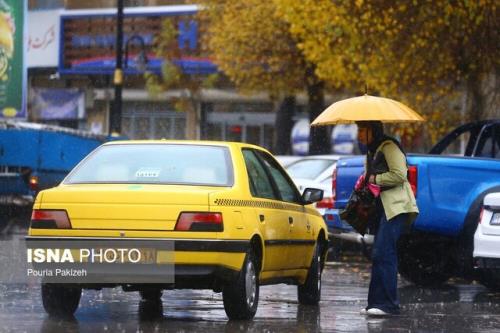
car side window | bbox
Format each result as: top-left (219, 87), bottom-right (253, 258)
top-left (429, 123), bottom-right (480, 156)
top-left (475, 125), bottom-right (500, 158)
top-left (242, 150), bottom-right (278, 200)
top-left (256, 151), bottom-right (301, 204)
top-left (440, 130), bottom-right (472, 156)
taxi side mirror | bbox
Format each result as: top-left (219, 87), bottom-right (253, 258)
top-left (301, 188), bottom-right (324, 205)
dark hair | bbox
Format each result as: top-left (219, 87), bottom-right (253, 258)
top-left (356, 121), bottom-right (384, 139)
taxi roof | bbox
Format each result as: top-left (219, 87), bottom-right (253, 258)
top-left (103, 139), bottom-right (268, 151)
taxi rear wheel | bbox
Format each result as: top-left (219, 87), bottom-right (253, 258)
top-left (222, 249), bottom-right (259, 320)
top-left (139, 289), bottom-right (163, 302)
top-left (41, 283), bottom-right (81, 317)
top-left (298, 244), bottom-right (322, 305)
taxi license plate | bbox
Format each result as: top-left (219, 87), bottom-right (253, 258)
top-left (126, 248), bottom-right (156, 264)
top-left (490, 213), bottom-right (500, 226)
top-left (78, 248), bottom-right (157, 264)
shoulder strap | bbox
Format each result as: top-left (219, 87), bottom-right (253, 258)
top-left (370, 137), bottom-right (408, 179)
top-left (366, 136), bottom-right (407, 185)
top-left (380, 136), bottom-right (406, 156)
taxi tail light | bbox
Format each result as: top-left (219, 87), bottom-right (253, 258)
top-left (316, 197), bottom-right (334, 209)
top-left (407, 165), bottom-right (418, 197)
top-left (175, 212), bottom-right (223, 232)
top-left (30, 209), bottom-right (72, 229)
top-left (331, 166), bottom-right (337, 209)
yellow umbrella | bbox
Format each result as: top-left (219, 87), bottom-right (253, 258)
top-left (311, 94), bottom-right (425, 126)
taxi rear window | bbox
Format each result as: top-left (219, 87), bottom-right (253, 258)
top-left (64, 144), bottom-right (234, 186)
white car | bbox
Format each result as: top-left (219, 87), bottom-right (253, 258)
top-left (274, 155), bottom-right (303, 168)
top-left (473, 192), bottom-right (500, 290)
top-left (293, 178), bottom-right (331, 215)
top-left (286, 155), bottom-right (344, 215)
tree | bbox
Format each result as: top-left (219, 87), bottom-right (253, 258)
top-left (274, 95), bottom-right (296, 154)
top-left (147, 18), bottom-right (218, 139)
top-left (274, 0), bottom-right (499, 149)
top-left (197, 0), bottom-right (331, 154)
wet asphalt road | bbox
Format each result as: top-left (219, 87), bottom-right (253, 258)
top-left (1, 226), bottom-right (500, 332)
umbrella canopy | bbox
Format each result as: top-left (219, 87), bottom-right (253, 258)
top-left (311, 94), bottom-right (425, 126)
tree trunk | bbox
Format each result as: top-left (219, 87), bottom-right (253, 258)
top-left (185, 105), bottom-right (198, 140)
top-left (274, 96), bottom-right (295, 155)
top-left (466, 72), bottom-right (486, 123)
top-left (306, 70), bottom-right (330, 155)
top-left (199, 102), bottom-right (212, 139)
top-left (184, 93), bottom-right (200, 140)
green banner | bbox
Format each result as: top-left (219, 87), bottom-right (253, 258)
top-left (0, 0), bottom-right (24, 118)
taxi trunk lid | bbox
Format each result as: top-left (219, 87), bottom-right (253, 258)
top-left (39, 184), bottom-right (217, 231)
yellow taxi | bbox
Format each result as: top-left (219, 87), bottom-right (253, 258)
top-left (27, 141), bottom-right (328, 319)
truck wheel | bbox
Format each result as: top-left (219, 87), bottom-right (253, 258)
top-left (42, 283), bottom-right (81, 317)
top-left (298, 243), bottom-right (322, 305)
top-left (222, 249), bottom-right (259, 320)
top-left (398, 235), bottom-right (452, 286)
top-left (478, 269), bottom-right (500, 291)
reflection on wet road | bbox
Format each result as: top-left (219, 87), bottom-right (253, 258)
top-left (1, 230), bottom-right (500, 332)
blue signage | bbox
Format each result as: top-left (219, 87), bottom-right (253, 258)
top-left (291, 120), bottom-right (358, 155)
top-left (59, 8), bottom-right (216, 76)
top-left (71, 33), bottom-right (155, 49)
top-left (178, 20), bottom-right (197, 50)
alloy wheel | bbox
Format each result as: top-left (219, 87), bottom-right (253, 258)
top-left (245, 260), bottom-right (257, 307)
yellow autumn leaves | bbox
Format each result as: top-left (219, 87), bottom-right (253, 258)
top-left (194, 0), bottom-right (498, 148)
top-left (198, 0), bottom-right (305, 95)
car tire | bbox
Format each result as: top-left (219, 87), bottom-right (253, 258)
top-left (398, 235), bottom-right (452, 286)
top-left (298, 243), bottom-right (322, 305)
top-left (478, 269), bottom-right (500, 291)
top-left (139, 289), bottom-right (163, 302)
top-left (41, 283), bottom-right (81, 317)
top-left (222, 249), bottom-right (259, 320)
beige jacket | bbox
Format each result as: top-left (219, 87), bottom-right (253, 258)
top-left (366, 140), bottom-right (419, 222)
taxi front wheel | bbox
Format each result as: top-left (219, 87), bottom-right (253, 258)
top-left (41, 283), bottom-right (82, 317)
top-left (222, 249), bottom-right (259, 320)
top-left (298, 244), bottom-right (322, 305)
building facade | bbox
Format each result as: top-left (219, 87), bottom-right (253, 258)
top-left (27, 1), bottom-right (279, 150)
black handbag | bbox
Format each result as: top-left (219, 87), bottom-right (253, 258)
top-left (339, 186), bottom-right (377, 235)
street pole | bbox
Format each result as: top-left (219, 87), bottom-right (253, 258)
top-left (110, 0), bottom-right (124, 135)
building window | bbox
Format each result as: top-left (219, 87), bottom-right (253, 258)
top-left (29, 0), bottom-right (64, 10)
top-left (122, 101), bottom-right (185, 140)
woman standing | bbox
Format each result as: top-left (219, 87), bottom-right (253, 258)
top-left (356, 121), bottom-right (419, 316)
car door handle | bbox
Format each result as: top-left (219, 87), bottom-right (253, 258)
top-left (259, 214), bottom-right (265, 222)
top-left (288, 217), bottom-right (294, 224)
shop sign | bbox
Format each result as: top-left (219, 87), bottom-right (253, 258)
top-left (59, 6), bottom-right (217, 75)
top-left (0, 0), bottom-right (26, 119)
top-left (30, 88), bottom-right (84, 120)
top-left (27, 10), bottom-right (60, 68)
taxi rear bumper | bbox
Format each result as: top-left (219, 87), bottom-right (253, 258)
top-left (25, 236), bottom-right (249, 289)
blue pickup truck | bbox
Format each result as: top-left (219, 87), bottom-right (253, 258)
top-left (0, 120), bottom-right (117, 229)
top-left (326, 120), bottom-right (500, 286)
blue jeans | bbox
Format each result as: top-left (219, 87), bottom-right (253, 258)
top-left (367, 211), bottom-right (406, 314)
